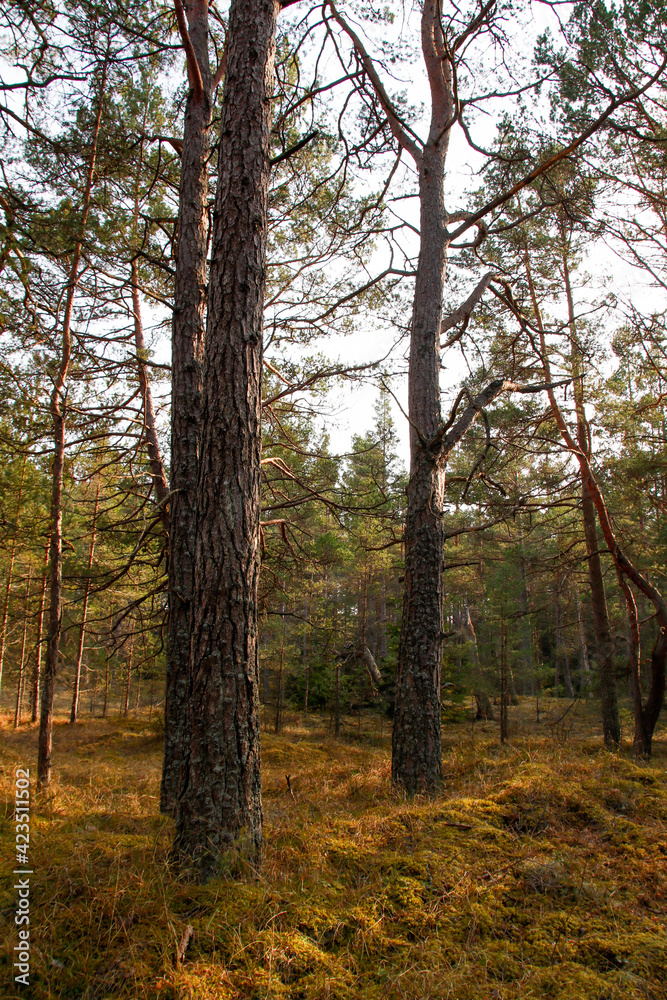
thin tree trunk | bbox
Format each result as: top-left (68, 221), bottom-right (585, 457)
top-left (525, 246), bottom-right (620, 746)
top-left (274, 611), bottom-right (285, 734)
top-left (14, 569), bottom-right (31, 728)
top-left (102, 635), bottom-right (112, 719)
top-left (562, 654), bottom-right (574, 700)
top-left (564, 250), bottom-right (620, 745)
top-left (500, 623), bottom-right (508, 744)
top-left (174, 0), bottom-right (278, 875)
top-left (554, 585), bottom-right (561, 697)
top-left (618, 571), bottom-right (652, 756)
top-left (161, 0), bottom-right (213, 816)
top-left (31, 541), bottom-right (49, 723)
top-left (70, 481), bottom-right (100, 724)
top-left (379, 571), bottom-right (387, 659)
top-left (131, 264), bottom-right (170, 522)
top-left (522, 252), bottom-right (665, 753)
top-left (303, 595), bottom-right (309, 714)
top-left (123, 626), bottom-right (134, 717)
top-left (334, 659), bottom-right (341, 737)
top-left (0, 455), bottom-right (27, 696)
top-left (575, 584), bottom-right (591, 695)
top-left (38, 63), bottom-right (106, 787)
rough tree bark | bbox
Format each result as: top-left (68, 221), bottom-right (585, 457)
top-left (327, 0), bottom-right (570, 792)
top-left (326, 0), bottom-right (659, 787)
top-left (161, 0), bottom-right (213, 816)
top-left (173, 0), bottom-right (278, 876)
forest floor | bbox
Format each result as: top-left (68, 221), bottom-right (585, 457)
top-left (1, 698), bottom-right (666, 1000)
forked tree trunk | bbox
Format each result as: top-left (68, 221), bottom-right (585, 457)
top-left (161, 0), bottom-right (213, 816)
top-left (174, 0), bottom-right (278, 876)
top-left (70, 480), bottom-right (100, 724)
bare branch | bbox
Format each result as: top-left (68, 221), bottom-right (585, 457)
top-left (174, 0), bottom-right (204, 102)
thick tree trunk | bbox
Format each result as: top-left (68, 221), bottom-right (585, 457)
top-left (173, 0), bottom-right (277, 876)
top-left (161, 0), bottom-right (213, 816)
top-left (70, 481), bottom-right (99, 724)
top-left (391, 138), bottom-right (449, 793)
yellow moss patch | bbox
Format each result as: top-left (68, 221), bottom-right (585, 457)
top-left (0, 706), bottom-right (665, 999)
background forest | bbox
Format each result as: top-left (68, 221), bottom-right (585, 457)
top-left (0, 0), bottom-right (665, 756)
top-left (1, 1), bottom-right (667, 996)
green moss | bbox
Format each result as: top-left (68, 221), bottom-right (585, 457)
top-left (1, 713), bottom-right (666, 999)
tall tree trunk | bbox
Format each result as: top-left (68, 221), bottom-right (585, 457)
top-left (525, 245), bottom-right (620, 746)
top-left (161, 0), bottom-right (213, 816)
top-left (174, 0), bottom-right (277, 875)
top-left (563, 250), bottom-right (620, 745)
top-left (38, 64), bottom-right (106, 786)
top-left (521, 250), bottom-right (665, 753)
top-left (391, 7), bottom-right (452, 793)
top-left (31, 541), bottom-right (49, 723)
top-left (0, 455), bottom-right (27, 696)
top-left (70, 480), bottom-right (100, 724)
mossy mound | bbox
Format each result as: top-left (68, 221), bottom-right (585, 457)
top-left (1, 706), bottom-right (665, 999)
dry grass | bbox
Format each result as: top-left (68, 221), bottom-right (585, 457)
top-left (1, 699), bottom-right (666, 999)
